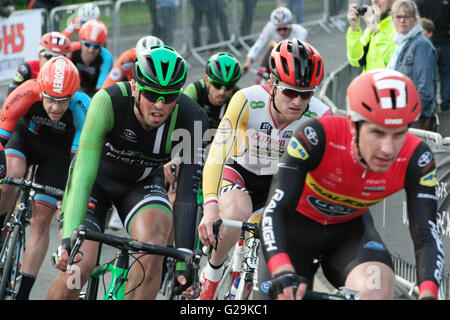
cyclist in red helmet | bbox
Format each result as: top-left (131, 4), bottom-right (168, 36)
top-left (196, 38), bottom-right (332, 300)
top-left (0, 56), bottom-right (90, 300)
top-left (70, 19), bottom-right (113, 97)
top-left (258, 69), bottom-right (443, 300)
top-left (7, 32), bottom-right (71, 95)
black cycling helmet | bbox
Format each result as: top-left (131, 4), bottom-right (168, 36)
top-left (206, 52), bottom-right (241, 85)
top-left (133, 45), bottom-right (187, 90)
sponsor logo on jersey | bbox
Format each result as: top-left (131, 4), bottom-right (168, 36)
top-left (363, 241), bottom-right (387, 251)
top-left (121, 128), bottom-right (138, 143)
top-left (306, 174), bottom-right (381, 209)
top-left (214, 118), bottom-right (233, 145)
top-left (363, 185), bottom-right (386, 192)
top-left (304, 126), bottom-right (318, 145)
top-left (13, 72), bottom-right (24, 82)
top-left (260, 122), bottom-right (273, 135)
top-left (418, 151), bottom-right (433, 167)
top-left (250, 101), bottom-right (265, 109)
top-left (109, 67), bottom-right (122, 81)
top-left (287, 137), bottom-right (309, 160)
top-left (303, 109), bottom-right (318, 118)
top-left (307, 195), bottom-right (358, 217)
top-left (52, 58), bottom-right (67, 94)
top-left (419, 169), bottom-right (437, 187)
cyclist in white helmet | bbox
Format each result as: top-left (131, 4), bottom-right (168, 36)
top-left (241, 6), bottom-right (309, 84)
top-left (102, 35), bottom-right (164, 89)
top-left (62, 3), bottom-right (101, 39)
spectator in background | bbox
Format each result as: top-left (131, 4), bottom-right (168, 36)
top-left (241, 6), bottom-right (308, 84)
top-left (240, 0), bottom-right (257, 37)
top-left (191, 0), bottom-right (219, 47)
top-left (419, 17), bottom-right (435, 39)
top-left (213, 0), bottom-right (230, 41)
top-left (70, 20), bottom-right (113, 97)
top-left (287, 0), bottom-right (303, 23)
top-left (346, 0), bottom-right (396, 73)
top-left (62, 3), bottom-right (101, 40)
top-left (154, 0), bottom-right (176, 46)
top-left (0, 0), bottom-right (14, 17)
top-left (387, 0), bottom-right (438, 132)
top-left (27, 0), bottom-right (65, 12)
top-left (414, 0), bottom-right (450, 114)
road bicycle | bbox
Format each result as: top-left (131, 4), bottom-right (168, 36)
top-left (69, 225), bottom-right (202, 300)
top-left (208, 218), bottom-right (260, 300)
top-left (0, 174), bottom-right (64, 300)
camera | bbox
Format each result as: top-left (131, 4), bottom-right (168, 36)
top-left (357, 6), bottom-right (368, 16)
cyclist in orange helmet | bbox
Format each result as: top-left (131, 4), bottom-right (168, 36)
top-left (70, 19), bottom-right (113, 97)
top-left (7, 32), bottom-right (71, 95)
top-left (258, 69), bottom-right (443, 300)
top-left (0, 56), bottom-right (90, 300)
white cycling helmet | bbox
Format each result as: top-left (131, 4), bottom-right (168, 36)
top-left (270, 6), bottom-right (293, 27)
top-left (135, 36), bottom-right (164, 57)
top-left (78, 3), bottom-right (101, 21)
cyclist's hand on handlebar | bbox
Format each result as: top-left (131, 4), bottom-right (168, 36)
top-left (177, 275), bottom-right (201, 299)
top-left (51, 238), bottom-right (83, 272)
top-left (269, 271), bottom-right (309, 300)
top-left (163, 159), bottom-right (179, 185)
top-left (198, 204), bottom-right (221, 247)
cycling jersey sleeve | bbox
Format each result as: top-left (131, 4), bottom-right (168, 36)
top-left (261, 118), bottom-right (326, 275)
top-left (95, 48), bottom-right (114, 90)
top-left (247, 22), bottom-right (274, 61)
top-left (404, 141), bottom-right (444, 298)
top-left (101, 49), bottom-right (136, 89)
top-left (171, 95), bottom-right (208, 250)
top-left (0, 80), bottom-right (40, 146)
top-left (202, 90), bottom-right (249, 207)
top-left (61, 89), bottom-right (114, 239)
top-left (69, 91), bottom-right (90, 154)
top-left (183, 82), bottom-right (199, 102)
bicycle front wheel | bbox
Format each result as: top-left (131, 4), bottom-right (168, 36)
top-left (0, 224), bottom-right (22, 300)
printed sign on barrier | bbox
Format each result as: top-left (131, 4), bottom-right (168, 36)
top-left (0, 10), bottom-right (44, 81)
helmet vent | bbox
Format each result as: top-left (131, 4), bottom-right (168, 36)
top-left (362, 102), bottom-right (372, 112)
top-left (372, 85), bottom-right (380, 104)
top-left (390, 89), bottom-right (397, 109)
top-left (281, 57), bottom-right (289, 76)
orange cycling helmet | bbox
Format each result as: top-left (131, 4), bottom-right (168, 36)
top-left (347, 69), bottom-right (421, 127)
top-left (269, 38), bottom-right (324, 88)
top-left (39, 32), bottom-right (71, 57)
top-left (79, 20), bottom-right (108, 44)
top-left (38, 56), bottom-right (80, 99)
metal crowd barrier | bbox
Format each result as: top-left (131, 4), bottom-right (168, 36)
top-left (46, 0), bottom-right (350, 63)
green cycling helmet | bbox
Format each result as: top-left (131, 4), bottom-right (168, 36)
top-left (133, 45), bottom-right (187, 90)
top-left (206, 52), bottom-right (241, 85)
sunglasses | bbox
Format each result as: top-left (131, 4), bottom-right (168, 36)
top-left (276, 27), bottom-right (290, 32)
top-left (136, 82), bottom-right (181, 104)
top-left (40, 51), bottom-right (64, 60)
top-left (275, 84), bottom-right (315, 100)
top-left (82, 40), bottom-right (102, 50)
top-left (42, 92), bottom-right (72, 102)
top-left (209, 78), bottom-right (235, 91)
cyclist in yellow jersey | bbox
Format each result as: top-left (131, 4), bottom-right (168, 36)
top-left (197, 39), bottom-right (332, 300)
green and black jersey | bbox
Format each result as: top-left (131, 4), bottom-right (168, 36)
top-left (184, 79), bottom-right (239, 129)
top-left (62, 81), bottom-right (208, 250)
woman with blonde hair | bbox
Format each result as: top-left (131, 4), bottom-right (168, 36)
top-left (387, 0), bottom-right (438, 132)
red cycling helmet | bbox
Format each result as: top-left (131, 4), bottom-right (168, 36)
top-left (39, 32), bottom-right (71, 57)
top-left (79, 19), bottom-right (108, 44)
top-left (269, 38), bottom-right (324, 87)
top-left (347, 69), bottom-right (421, 127)
top-left (37, 56), bottom-right (80, 99)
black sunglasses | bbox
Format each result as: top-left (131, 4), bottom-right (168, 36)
top-left (276, 27), bottom-right (290, 32)
top-left (209, 79), bottom-right (235, 91)
top-left (275, 84), bottom-right (315, 100)
top-left (137, 82), bottom-right (181, 104)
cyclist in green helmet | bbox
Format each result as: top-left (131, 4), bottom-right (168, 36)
top-left (47, 45), bottom-right (208, 300)
top-left (184, 52), bottom-right (242, 129)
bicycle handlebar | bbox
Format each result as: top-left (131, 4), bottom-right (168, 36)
top-left (68, 225), bottom-right (202, 295)
top-left (5, 176), bottom-right (65, 199)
